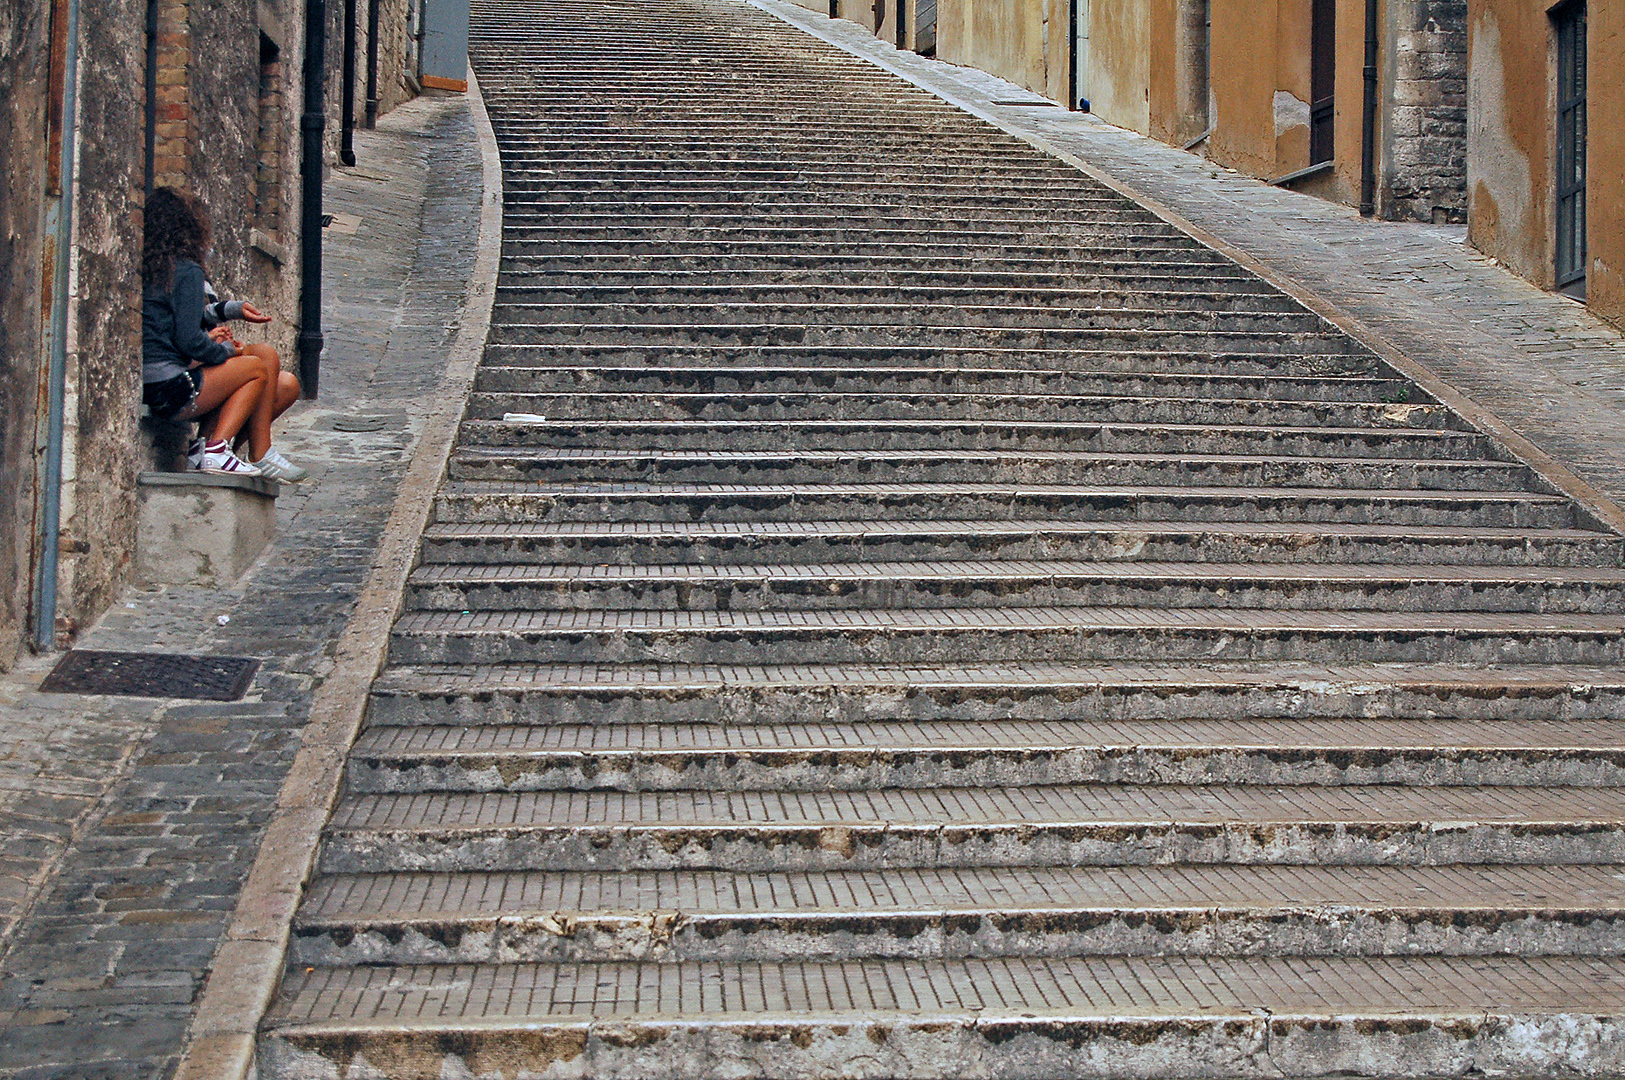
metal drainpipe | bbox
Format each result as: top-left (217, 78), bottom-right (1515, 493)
top-left (33, 0), bottom-right (80, 651)
top-left (341, 0), bottom-right (357, 165)
top-left (1359, 0), bottom-right (1379, 216)
top-left (297, 0), bottom-right (326, 398)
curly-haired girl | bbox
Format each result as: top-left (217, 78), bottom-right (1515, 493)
top-left (141, 186), bottom-right (305, 480)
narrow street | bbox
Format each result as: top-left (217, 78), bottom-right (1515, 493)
top-left (232, 0), bottom-right (1625, 1076)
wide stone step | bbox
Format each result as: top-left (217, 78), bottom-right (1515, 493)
top-left (498, 265), bottom-right (1272, 293)
top-left (493, 282), bottom-right (1297, 312)
top-left (385, 607), bottom-right (1625, 666)
top-left (501, 246), bottom-right (1239, 271)
top-left (500, 210), bottom-right (1173, 233)
top-left (478, 343), bottom-right (1378, 376)
top-left (456, 420), bottom-right (1489, 458)
top-left (366, 660), bottom-right (1625, 727)
top-left (260, 954), bottom-right (1625, 1080)
top-left (291, 863), bottom-right (1625, 965)
top-left (431, 482), bottom-right (1564, 528)
top-left (498, 188), bottom-right (1163, 212)
top-left (491, 320), bottom-right (1341, 351)
top-left (471, 364), bottom-right (1415, 403)
top-left (418, 518), bottom-right (1625, 568)
top-left (488, 302), bottom-right (1316, 334)
top-left (462, 391), bottom-right (1458, 429)
top-left (318, 782), bottom-right (1625, 873)
top-left (345, 715), bottom-right (1625, 792)
top-left (401, 559), bottom-right (1625, 615)
top-left (445, 448), bottom-right (1523, 491)
top-left (497, 236), bottom-right (1234, 263)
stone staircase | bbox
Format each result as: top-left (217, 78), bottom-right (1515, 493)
top-left (257, 0), bottom-right (1625, 1076)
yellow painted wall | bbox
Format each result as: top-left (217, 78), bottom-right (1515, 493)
top-left (1087, 0), bottom-right (1153, 131)
top-left (1585, 0), bottom-right (1623, 327)
top-left (936, 0), bottom-right (1068, 103)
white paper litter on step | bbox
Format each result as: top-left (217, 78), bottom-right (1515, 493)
top-left (503, 413), bottom-right (549, 424)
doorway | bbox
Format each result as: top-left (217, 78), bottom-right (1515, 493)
top-left (1310, 0), bottom-right (1335, 164)
top-left (1555, 0), bottom-right (1587, 294)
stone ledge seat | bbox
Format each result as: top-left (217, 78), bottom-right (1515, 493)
top-left (137, 413), bottom-right (278, 587)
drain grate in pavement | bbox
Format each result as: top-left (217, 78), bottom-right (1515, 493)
top-left (39, 650), bottom-right (260, 701)
top-left (332, 414), bottom-right (391, 432)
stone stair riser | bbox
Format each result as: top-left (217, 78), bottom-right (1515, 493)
top-left (385, 623), bottom-right (1625, 668)
top-left (288, 906), bottom-right (1625, 967)
top-left (345, 745), bottom-right (1625, 793)
top-left (460, 393), bottom-right (1464, 430)
top-left (471, 367), bottom-right (1419, 403)
top-left (316, 820), bottom-right (1625, 875)
top-left (258, 1014), bottom-right (1625, 1080)
top-left (445, 455), bottom-right (1521, 491)
top-left (365, 679), bottom-right (1625, 728)
top-left (402, 575), bottom-right (1625, 616)
top-left (417, 526), bottom-right (1625, 568)
top-left (430, 490), bottom-right (1568, 528)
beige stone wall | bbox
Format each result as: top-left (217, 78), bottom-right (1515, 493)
top-left (1085, 0), bottom-right (1151, 131)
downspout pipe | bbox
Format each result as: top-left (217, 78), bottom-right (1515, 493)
top-left (34, 0), bottom-right (80, 651)
top-left (1359, 0), bottom-right (1379, 216)
top-left (297, 0), bottom-right (326, 398)
top-left (341, 0), bottom-right (357, 165)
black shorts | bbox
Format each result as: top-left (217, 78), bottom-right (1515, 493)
top-left (142, 368), bottom-right (203, 419)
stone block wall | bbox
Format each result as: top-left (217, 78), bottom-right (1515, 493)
top-left (1385, 0), bottom-right (1468, 222)
top-left (0, 1), bottom-right (51, 668)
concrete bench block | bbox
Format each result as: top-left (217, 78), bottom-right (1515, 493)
top-left (137, 472), bottom-right (280, 587)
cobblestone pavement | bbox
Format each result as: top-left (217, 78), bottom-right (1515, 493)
top-left (0, 92), bottom-right (482, 1080)
top-left (761, 0), bottom-right (1625, 503)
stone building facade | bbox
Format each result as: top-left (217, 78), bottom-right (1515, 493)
top-left (0, 0), bottom-right (422, 670)
top-left (895, 0), bottom-right (1470, 224)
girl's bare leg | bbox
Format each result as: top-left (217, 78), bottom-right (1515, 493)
top-left (181, 355), bottom-right (269, 448)
top-left (272, 370), bottom-right (301, 420)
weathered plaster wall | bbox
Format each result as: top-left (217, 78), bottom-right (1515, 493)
top-left (1467, 0), bottom-right (1551, 286)
top-left (1207, 0), bottom-right (1281, 178)
top-left (1585, 0), bottom-right (1623, 327)
top-left (376, 0), bottom-right (416, 114)
top-left (936, 0), bottom-right (1065, 102)
top-left (1087, 0), bottom-right (1151, 131)
top-left (0, 2), bottom-right (50, 668)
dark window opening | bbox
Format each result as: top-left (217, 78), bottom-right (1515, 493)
top-left (1555, 0), bottom-right (1587, 293)
top-left (1310, 0), bottom-right (1336, 164)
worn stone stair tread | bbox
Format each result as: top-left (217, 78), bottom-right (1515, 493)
top-left (464, 389), bottom-right (1443, 412)
top-left (295, 863), bottom-right (1625, 926)
top-left (438, 480), bottom-right (1538, 504)
top-left (370, 658), bottom-right (1625, 696)
top-left (405, 559), bottom-right (1625, 587)
top-left (474, 364), bottom-right (1405, 393)
top-left (326, 783), bottom-right (1625, 832)
top-left (265, 955), bottom-right (1625, 1029)
top-left (420, 517), bottom-right (1610, 544)
top-left (390, 606), bottom-right (1625, 637)
top-left (348, 716), bottom-right (1625, 756)
top-left (452, 447), bottom-right (1491, 468)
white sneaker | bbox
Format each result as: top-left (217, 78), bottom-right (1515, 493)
top-left (192, 439), bottom-right (261, 476)
top-left (186, 437), bottom-right (206, 470)
top-left (252, 447), bottom-right (309, 483)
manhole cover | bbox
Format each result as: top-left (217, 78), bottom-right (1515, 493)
top-left (39, 651), bottom-right (260, 701)
top-left (990, 98), bottom-right (1061, 107)
top-left (332, 415), bottom-right (390, 432)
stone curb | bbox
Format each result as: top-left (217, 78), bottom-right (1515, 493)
top-left (749, 0), bottom-right (1625, 540)
top-left (168, 66), bottom-right (503, 1080)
